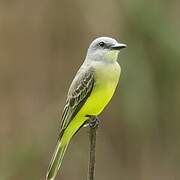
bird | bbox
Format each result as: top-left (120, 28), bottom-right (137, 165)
top-left (46, 37), bottom-right (127, 180)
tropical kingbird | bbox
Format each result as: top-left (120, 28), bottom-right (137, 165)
top-left (46, 37), bottom-right (127, 180)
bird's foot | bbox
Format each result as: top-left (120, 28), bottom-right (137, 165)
top-left (86, 115), bottom-right (100, 128)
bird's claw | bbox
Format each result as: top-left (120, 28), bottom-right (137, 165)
top-left (86, 115), bottom-right (100, 128)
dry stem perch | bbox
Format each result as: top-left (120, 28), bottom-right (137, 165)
top-left (87, 116), bottom-right (100, 180)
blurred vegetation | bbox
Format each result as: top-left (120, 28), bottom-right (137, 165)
top-left (0, 0), bottom-right (180, 180)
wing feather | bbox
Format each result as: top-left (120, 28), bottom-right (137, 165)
top-left (60, 66), bottom-right (94, 131)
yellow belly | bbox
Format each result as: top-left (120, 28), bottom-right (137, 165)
top-left (63, 61), bottom-right (121, 140)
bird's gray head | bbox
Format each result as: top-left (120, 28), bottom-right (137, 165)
top-left (86, 37), bottom-right (127, 62)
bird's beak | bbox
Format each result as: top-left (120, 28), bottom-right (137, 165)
top-left (111, 43), bottom-right (127, 50)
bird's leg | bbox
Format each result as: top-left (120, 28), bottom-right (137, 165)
top-left (75, 115), bottom-right (100, 137)
top-left (85, 115), bottom-right (100, 128)
top-left (89, 116), bottom-right (100, 128)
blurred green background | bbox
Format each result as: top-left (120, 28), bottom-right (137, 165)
top-left (0, 0), bottom-right (180, 180)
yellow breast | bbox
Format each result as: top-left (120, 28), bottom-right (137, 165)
top-left (78, 61), bottom-right (121, 116)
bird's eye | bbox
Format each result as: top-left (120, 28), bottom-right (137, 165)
top-left (99, 42), bottom-right (105, 47)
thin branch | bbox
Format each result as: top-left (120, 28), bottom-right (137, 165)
top-left (87, 116), bottom-right (99, 180)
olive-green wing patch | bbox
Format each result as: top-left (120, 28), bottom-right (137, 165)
top-left (60, 67), bottom-right (94, 131)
